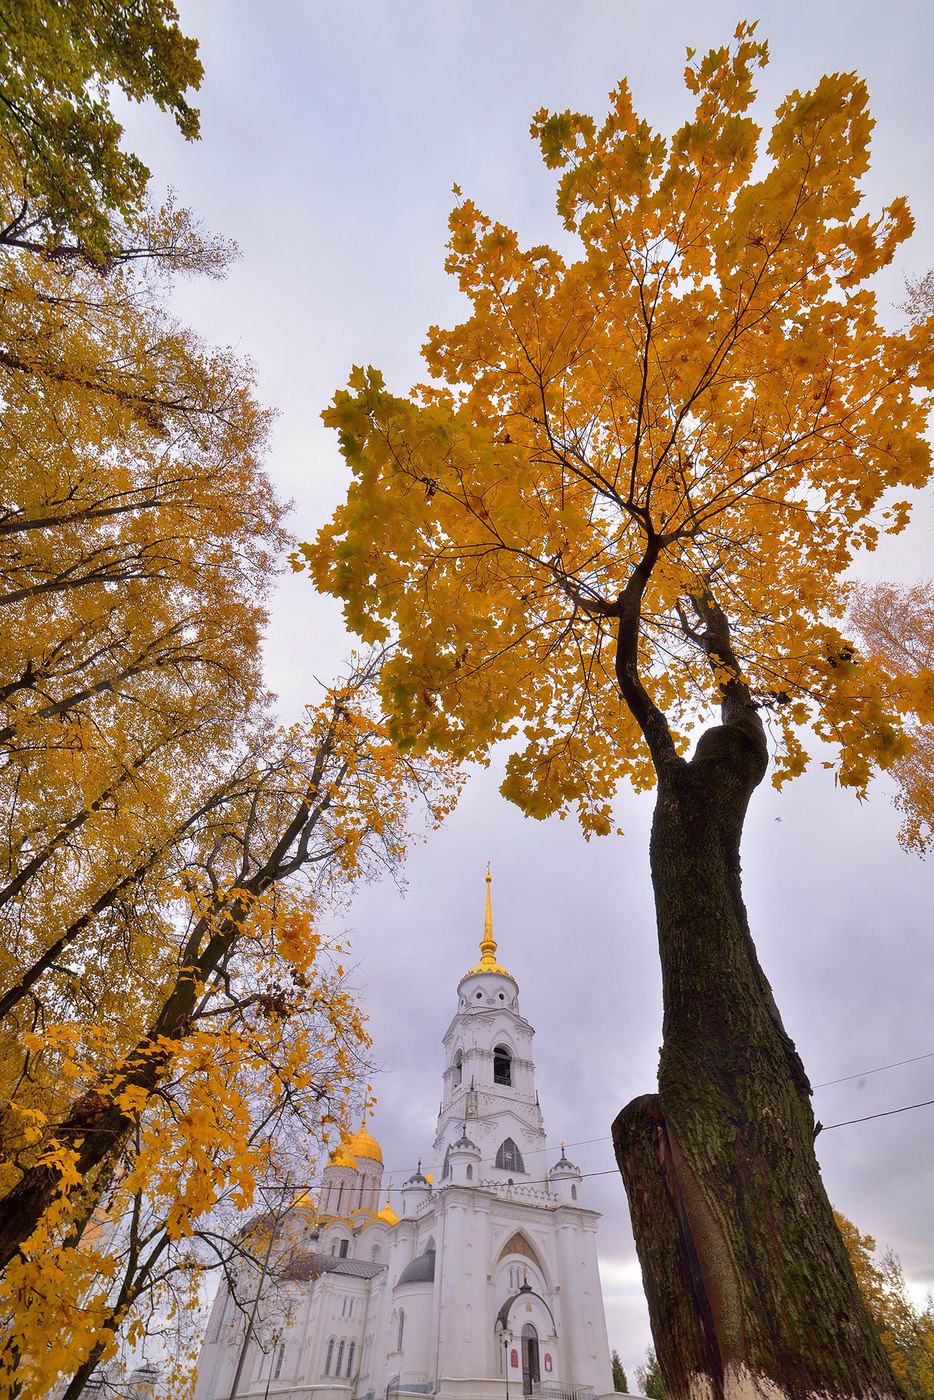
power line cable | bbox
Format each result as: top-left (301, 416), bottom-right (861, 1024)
top-left (812, 1050), bottom-right (934, 1089)
top-left (377, 1049), bottom-right (934, 1180)
top-left (819, 1096), bottom-right (934, 1131)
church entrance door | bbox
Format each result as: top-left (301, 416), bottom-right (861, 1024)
top-left (521, 1324), bottom-right (540, 1395)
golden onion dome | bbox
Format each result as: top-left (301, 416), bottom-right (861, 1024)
top-left (347, 1127), bottom-right (383, 1164)
top-left (376, 1195), bottom-right (399, 1226)
top-left (329, 1141), bottom-right (358, 1170)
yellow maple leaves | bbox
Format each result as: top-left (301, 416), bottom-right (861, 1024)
top-left (308, 26), bottom-right (934, 826)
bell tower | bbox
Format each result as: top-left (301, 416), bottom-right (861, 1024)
top-left (434, 870), bottom-right (546, 1184)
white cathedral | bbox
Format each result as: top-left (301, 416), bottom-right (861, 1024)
top-left (194, 877), bottom-right (615, 1400)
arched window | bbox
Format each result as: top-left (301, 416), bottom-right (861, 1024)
top-left (466, 1163), bottom-right (473, 1180)
top-left (347, 1340), bottom-right (356, 1375)
top-left (324, 1338), bottom-right (335, 1375)
top-left (397, 1309), bottom-right (405, 1352)
top-left (495, 1137), bottom-right (525, 1173)
top-left (336, 1340), bottom-right (345, 1375)
top-left (452, 1050), bottom-right (463, 1087)
top-left (339, 1238), bottom-right (349, 1258)
top-left (442, 1146), bottom-right (452, 1179)
top-left (571, 1184), bottom-right (578, 1201)
top-left (274, 1342), bottom-right (285, 1379)
top-left (493, 1045), bottom-right (512, 1086)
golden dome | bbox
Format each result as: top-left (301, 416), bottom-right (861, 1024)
top-left (462, 869), bottom-right (514, 980)
top-left (376, 1194), bottom-right (399, 1226)
top-left (347, 1127), bottom-right (383, 1164)
top-left (329, 1141), bottom-right (358, 1170)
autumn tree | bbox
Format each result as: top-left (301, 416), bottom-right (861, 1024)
top-left (1, 655), bottom-right (460, 1398)
top-left (837, 1212), bottom-right (934, 1400)
top-left (306, 26), bottom-right (934, 1400)
top-left (849, 580), bottom-right (934, 852)
top-left (0, 0), bottom-right (202, 260)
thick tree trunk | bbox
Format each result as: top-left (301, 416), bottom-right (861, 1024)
top-left (614, 719), bottom-right (901, 1400)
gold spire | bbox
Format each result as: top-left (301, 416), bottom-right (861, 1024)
top-left (462, 865), bottom-right (514, 980)
top-left (478, 864), bottom-right (497, 967)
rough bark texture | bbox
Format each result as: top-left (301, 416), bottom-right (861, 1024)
top-left (615, 715), bottom-right (902, 1400)
top-left (614, 1095), bottom-right (718, 1397)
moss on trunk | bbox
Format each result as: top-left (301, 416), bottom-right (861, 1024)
top-left (616, 719), bottom-right (901, 1400)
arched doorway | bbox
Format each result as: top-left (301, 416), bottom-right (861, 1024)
top-left (521, 1323), bottom-right (540, 1396)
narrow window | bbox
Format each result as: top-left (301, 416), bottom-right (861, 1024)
top-left (274, 1342), bottom-right (285, 1380)
top-left (442, 1146), bottom-right (452, 1180)
top-left (397, 1309), bottom-right (405, 1352)
top-left (466, 1164), bottom-right (473, 1181)
top-left (347, 1340), bottom-right (356, 1376)
top-left (337, 1340), bottom-right (345, 1375)
top-left (325, 1338), bottom-right (335, 1375)
top-left (493, 1045), bottom-right (512, 1086)
top-left (339, 1238), bottom-right (349, 1258)
top-left (495, 1137), bottom-right (525, 1173)
top-left (453, 1050), bottom-right (463, 1086)
top-left (571, 1184), bottom-right (578, 1201)
top-left (348, 1298), bottom-right (353, 1319)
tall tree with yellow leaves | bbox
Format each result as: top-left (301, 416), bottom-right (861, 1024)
top-left (307, 26), bottom-right (934, 1400)
top-left (849, 579), bottom-right (934, 853)
top-left (836, 1212), bottom-right (934, 1400)
top-left (0, 0), bottom-right (202, 260)
top-left (0, 16), bottom-right (463, 1393)
top-left (1, 654), bottom-right (460, 1398)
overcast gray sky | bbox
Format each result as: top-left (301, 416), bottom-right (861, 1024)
top-left (120, 1), bottom-right (934, 1378)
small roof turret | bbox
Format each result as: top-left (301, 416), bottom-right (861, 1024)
top-left (549, 1142), bottom-right (581, 1176)
top-left (403, 1159), bottom-right (429, 1188)
top-left (375, 1192), bottom-right (399, 1226)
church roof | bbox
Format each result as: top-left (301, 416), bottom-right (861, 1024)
top-left (459, 870), bottom-right (517, 984)
top-left (281, 1250), bottom-right (386, 1281)
top-left (328, 1140), bottom-right (358, 1170)
top-left (550, 1143), bottom-right (580, 1174)
top-left (397, 1248), bottom-right (436, 1285)
top-left (346, 1126), bottom-right (383, 1163)
top-left (376, 1194), bottom-right (399, 1226)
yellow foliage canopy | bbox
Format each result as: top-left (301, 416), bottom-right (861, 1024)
top-left (0, 657), bottom-right (461, 1399)
top-left (306, 25), bottom-right (934, 832)
top-left (849, 580), bottom-right (934, 852)
top-left (836, 1212), bottom-right (934, 1400)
